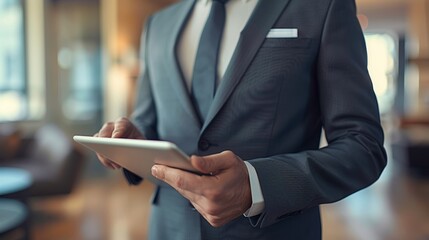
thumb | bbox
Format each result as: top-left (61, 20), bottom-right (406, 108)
top-left (191, 151), bottom-right (237, 175)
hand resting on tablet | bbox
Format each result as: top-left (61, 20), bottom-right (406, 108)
top-left (94, 117), bottom-right (146, 185)
top-left (94, 117), bottom-right (144, 170)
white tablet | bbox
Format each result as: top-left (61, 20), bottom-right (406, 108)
top-left (73, 135), bottom-right (200, 184)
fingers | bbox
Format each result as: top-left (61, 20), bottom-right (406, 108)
top-left (112, 117), bottom-right (145, 139)
top-left (152, 165), bottom-right (207, 197)
top-left (97, 117), bottom-right (140, 139)
top-left (93, 131), bottom-right (117, 169)
top-left (93, 135), bottom-right (121, 169)
top-left (153, 151), bottom-right (242, 193)
top-left (99, 118), bottom-right (127, 139)
top-left (112, 117), bottom-right (132, 138)
top-left (96, 152), bottom-right (121, 169)
top-left (98, 122), bottom-right (115, 138)
top-left (191, 151), bottom-right (239, 174)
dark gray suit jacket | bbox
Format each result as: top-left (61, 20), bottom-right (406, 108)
top-left (129, 0), bottom-right (387, 239)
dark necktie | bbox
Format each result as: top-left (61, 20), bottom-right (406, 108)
top-left (191, 0), bottom-right (228, 122)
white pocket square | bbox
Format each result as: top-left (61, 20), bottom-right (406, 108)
top-left (266, 28), bottom-right (298, 38)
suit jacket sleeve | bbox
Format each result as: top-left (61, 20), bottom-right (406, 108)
top-left (248, 0), bottom-right (387, 228)
top-left (130, 16), bottom-right (158, 140)
top-left (122, 16), bottom-right (159, 185)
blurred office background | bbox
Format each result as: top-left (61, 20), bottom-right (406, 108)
top-left (0, 0), bottom-right (428, 239)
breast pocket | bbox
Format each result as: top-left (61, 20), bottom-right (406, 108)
top-left (261, 38), bottom-right (312, 48)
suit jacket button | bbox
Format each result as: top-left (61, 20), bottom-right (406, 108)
top-left (198, 139), bottom-right (210, 151)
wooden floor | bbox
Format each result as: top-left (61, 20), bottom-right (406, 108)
top-left (26, 160), bottom-right (429, 240)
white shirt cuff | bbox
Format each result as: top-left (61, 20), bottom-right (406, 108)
top-left (243, 161), bottom-right (265, 217)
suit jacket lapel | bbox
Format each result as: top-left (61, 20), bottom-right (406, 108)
top-left (201, 0), bottom-right (291, 133)
top-left (166, 0), bottom-right (201, 126)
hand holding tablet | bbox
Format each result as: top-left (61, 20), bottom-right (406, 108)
top-left (73, 135), bottom-right (201, 184)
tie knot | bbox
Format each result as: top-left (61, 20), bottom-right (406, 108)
top-left (213, 0), bottom-right (228, 4)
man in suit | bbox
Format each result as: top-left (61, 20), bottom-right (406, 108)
top-left (96, 0), bottom-right (387, 239)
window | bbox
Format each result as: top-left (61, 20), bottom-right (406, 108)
top-left (55, 1), bottom-right (102, 122)
top-left (0, 0), bottom-right (26, 121)
top-left (365, 33), bottom-right (397, 114)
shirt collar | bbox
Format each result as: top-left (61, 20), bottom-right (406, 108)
top-left (199, 0), bottom-right (251, 6)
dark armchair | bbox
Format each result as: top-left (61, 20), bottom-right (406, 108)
top-left (0, 124), bottom-right (85, 198)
